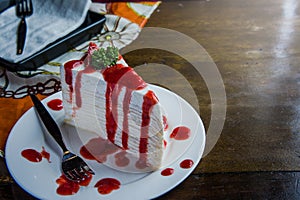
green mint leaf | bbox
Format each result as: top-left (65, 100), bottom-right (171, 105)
top-left (91, 46), bottom-right (119, 70)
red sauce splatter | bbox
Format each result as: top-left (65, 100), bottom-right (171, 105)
top-left (161, 168), bottom-right (174, 176)
top-left (41, 146), bottom-right (51, 163)
top-left (115, 151), bottom-right (130, 167)
top-left (56, 173), bottom-right (93, 196)
top-left (56, 175), bottom-right (80, 195)
top-left (94, 178), bottom-right (121, 195)
top-left (163, 115), bottom-right (168, 131)
top-left (21, 146), bottom-right (51, 163)
top-left (136, 90), bottom-right (159, 169)
top-left (170, 126), bottom-right (191, 140)
top-left (80, 137), bottom-right (119, 163)
top-left (47, 99), bottom-right (63, 111)
top-left (21, 149), bottom-right (42, 162)
top-left (180, 159), bottom-right (194, 169)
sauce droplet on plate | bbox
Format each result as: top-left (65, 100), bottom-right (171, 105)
top-left (21, 149), bottom-right (42, 162)
top-left (161, 168), bottom-right (174, 176)
top-left (47, 99), bottom-right (63, 111)
top-left (21, 146), bottom-right (51, 163)
top-left (180, 159), bottom-right (194, 169)
top-left (56, 173), bottom-right (93, 196)
top-left (94, 178), bottom-right (121, 195)
top-left (170, 126), bottom-right (191, 140)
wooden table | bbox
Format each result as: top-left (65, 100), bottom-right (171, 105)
top-left (2, 0), bottom-right (300, 199)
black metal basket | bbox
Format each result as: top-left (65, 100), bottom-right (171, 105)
top-left (0, 11), bottom-right (105, 72)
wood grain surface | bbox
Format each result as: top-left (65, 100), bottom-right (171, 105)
top-left (1, 0), bottom-right (300, 199)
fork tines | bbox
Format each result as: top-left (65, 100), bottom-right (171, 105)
top-left (16, 0), bottom-right (33, 18)
top-left (15, 0), bottom-right (33, 55)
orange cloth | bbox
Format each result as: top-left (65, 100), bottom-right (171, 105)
top-left (0, 94), bottom-right (46, 151)
top-left (107, 2), bottom-right (159, 27)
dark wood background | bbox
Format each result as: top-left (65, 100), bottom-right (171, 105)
top-left (1, 0), bottom-right (300, 199)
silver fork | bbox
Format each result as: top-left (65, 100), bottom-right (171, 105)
top-left (16, 0), bottom-right (33, 55)
top-left (30, 94), bottom-right (95, 181)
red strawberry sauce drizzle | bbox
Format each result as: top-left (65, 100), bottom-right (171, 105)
top-left (136, 90), bottom-right (159, 169)
top-left (139, 91), bottom-right (159, 153)
top-left (105, 82), bottom-right (119, 144)
top-left (74, 66), bottom-right (96, 108)
top-left (102, 64), bottom-right (147, 90)
top-left (64, 42), bottom-right (98, 105)
top-left (102, 64), bottom-right (155, 157)
top-left (64, 53), bottom-right (149, 147)
top-left (121, 88), bottom-right (132, 149)
top-left (64, 43), bottom-right (166, 168)
top-left (21, 146), bottom-right (51, 163)
top-left (64, 59), bottom-right (83, 101)
top-left (102, 64), bottom-right (147, 147)
top-left (163, 140), bottom-right (168, 148)
top-left (163, 115), bottom-right (168, 131)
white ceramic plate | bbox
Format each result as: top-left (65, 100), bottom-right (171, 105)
top-left (5, 85), bottom-right (205, 200)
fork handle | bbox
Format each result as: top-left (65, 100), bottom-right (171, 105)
top-left (17, 17), bottom-right (26, 55)
top-left (30, 94), bottom-right (69, 153)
